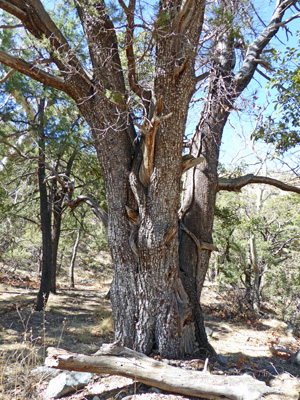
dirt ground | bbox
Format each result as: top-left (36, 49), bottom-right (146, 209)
top-left (1, 254), bottom-right (300, 400)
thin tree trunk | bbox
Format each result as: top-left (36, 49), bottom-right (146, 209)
top-left (50, 152), bottom-right (76, 293)
top-left (69, 228), bottom-right (80, 288)
top-left (250, 235), bottom-right (260, 312)
top-left (36, 98), bottom-right (52, 311)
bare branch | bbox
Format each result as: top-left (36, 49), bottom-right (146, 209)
top-left (64, 195), bottom-right (108, 229)
top-left (252, 58), bottom-right (274, 72)
top-left (196, 71), bottom-right (209, 83)
top-left (218, 174), bottom-right (300, 195)
top-left (0, 68), bottom-right (15, 84)
top-left (255, 68), bottom-right (271, 81)
top-left (0, 139), bottom-right (36, 161)
top-left (235, 0), bottom-right (298, 89)
top-left (0, 50), bottom-right (66, 91)
top-left (182, 155), bottom-right (205, 174)
top-left (276, 11), bottom-right (300, 27)
top-left (180, 221), bottom-right (219, 253)
top-left (139, 97), bottom-right (173, 186)
top-left (117, 0), bottom-right (128, 12)
top-left (0, 0), bottom-right (91, 97)
top-left (0, 24), bottom-right (23, 29)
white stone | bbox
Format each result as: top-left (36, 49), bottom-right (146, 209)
top-left (44, 371), bottom-right (93, 398)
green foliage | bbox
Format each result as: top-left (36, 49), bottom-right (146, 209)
top-left (155, 10), bottom-right (171, 29)
top-left (105, 89), bottom-right (125, 104)
top-left (253, 33), bottom-right (300, 153)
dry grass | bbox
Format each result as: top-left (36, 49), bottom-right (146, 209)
top-left (1, 309), bottom-right (47, 399)
top-left (0, 251), bottom-right (114, 399)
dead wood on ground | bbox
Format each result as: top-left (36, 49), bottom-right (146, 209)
top-left (45, 342), bottom-right (283, 400)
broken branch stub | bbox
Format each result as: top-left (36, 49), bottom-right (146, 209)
top-left (138, 96), bottom-right (172, 187)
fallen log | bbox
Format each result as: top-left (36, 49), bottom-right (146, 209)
top-left (45, 342), bottom-right (283, 400)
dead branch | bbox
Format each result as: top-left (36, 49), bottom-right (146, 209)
top-left (0, 24), bottom-right (23, 29)
top-left (182, 154), bottom-right (205, 173)
top-left (64, 195), bottom-right (108, 229)
top-left (235, 0), bottom-right (298, 89)
top-left (0, 68), bottom-right (15, 84)
top-left (45, 343), bottom-right (283, 400)
top-left (217, 174), bottom-right (300, 194)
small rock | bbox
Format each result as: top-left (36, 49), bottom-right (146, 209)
top-left (205, 326), bottom-right (213, 337)
top-left (31, 366), bottom-right (62, 378)
top-left (44, 371), bottom-right (93, 399)
top-left (150, 387), bottom-right (162, 393)
top-left (92, 397), bottom-right (100, 400)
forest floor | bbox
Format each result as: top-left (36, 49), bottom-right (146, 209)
top-left (1, 252), bottom-right (300, 400)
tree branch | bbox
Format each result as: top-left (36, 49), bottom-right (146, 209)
top-left (180, 221), bottom-right (218, 253)
top-left (0, 0), bottom-right (27, 20)
top-left (235, 0), bottom-right (298, 89)
top-left (0, 23), bottom-right (23, 29)
top-left (64, 195), bottom-right (108, 229)
top-left (45, 343), bottom-right (282, 400)
top-left (182, 154), bottom-right (205, 173)
top-left (255, 68), bottom-right (271, 81)
top-left (217, 174), bottom-right (300, 194)
top-left (124, 0), bottom-right (151, 104)
top-left (0, 68), bottom-right (15, 84)
top-left (0, 0), bottom-right (91, 97)
top-left (0, 50), bottom-right (66, 91)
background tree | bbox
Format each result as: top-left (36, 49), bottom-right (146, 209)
top-left (214, 175), bottom-right (300, 322)
top-left (0, 65), bottom-right (107, 308)
top-left (0, 0), bottom-right (300, 359)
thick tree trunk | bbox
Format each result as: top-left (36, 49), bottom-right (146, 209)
top-left (179, 96), bottom-right (231, 353)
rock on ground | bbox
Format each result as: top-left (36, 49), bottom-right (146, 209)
top-left (44, 371), bottom-right (94, 399)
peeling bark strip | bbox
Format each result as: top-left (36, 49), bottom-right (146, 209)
top-left (46, 344), bottom-right (282, 400)
top-left (136, 96), bottom-right (173, 187)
